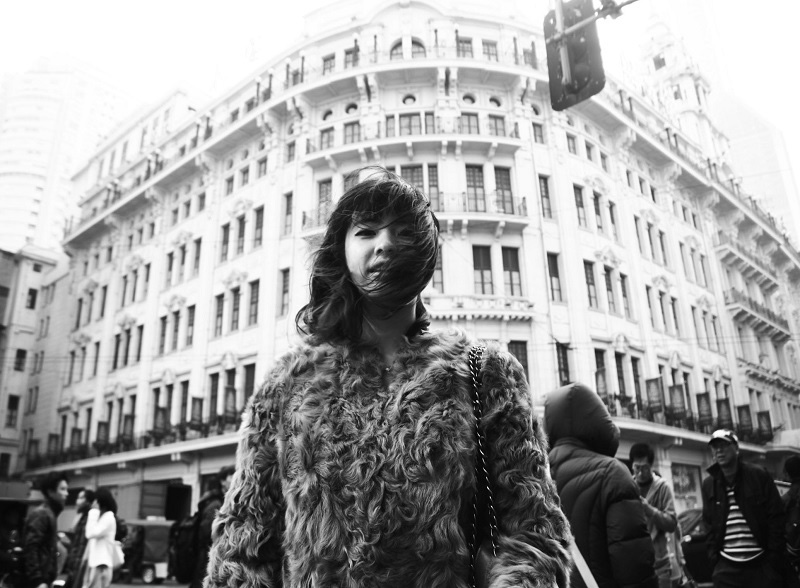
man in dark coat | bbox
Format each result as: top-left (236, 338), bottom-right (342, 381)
top-left (545, 382), bottom-right (657, 588)
top-left (62, 488), bottom-right (95, 588)
top-left (23, 471), bottom-right (69, 588)
top-left (701, 429), bottom-right (791, 587)
top-left (190, 466), bottom-right (234, 588)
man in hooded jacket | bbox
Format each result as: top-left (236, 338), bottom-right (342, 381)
top-left (545, 382), bottom-right (657, 588)
top-left (190, 466), bottom-right (234, 588)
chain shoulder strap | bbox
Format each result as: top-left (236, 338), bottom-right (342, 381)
top-left (469, 345), bottom-right (498, 561)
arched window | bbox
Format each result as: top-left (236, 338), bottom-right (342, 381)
top-left (489, 96), bottom-right (501, 107)
top-left (322, 109), bottom-right (333, 121)
top-left (411, 41), bottom-right (426, 58)
top-left (402, 94), bottom-right (416, 105)
top-left (390, 42), bottom-right (403, 60)
top-left (462, 94), bottom-right (476, 105)
top-left (345, 103), bottom-right (358, 114)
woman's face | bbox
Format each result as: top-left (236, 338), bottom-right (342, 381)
top-left (344, 216), bottom-right (414, 297)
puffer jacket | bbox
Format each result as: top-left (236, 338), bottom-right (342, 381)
top-left (206, 330), bottom-right (572, 588)
top-left (23, 497), bottom-right (63, 588)
top-left (545, 383), bottom-right (657, 588)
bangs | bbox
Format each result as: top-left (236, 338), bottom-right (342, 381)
top-left (339, 177), bottom-right (435, 231)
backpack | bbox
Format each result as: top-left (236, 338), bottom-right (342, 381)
top-left (169, 511), bottom-right (200, 583)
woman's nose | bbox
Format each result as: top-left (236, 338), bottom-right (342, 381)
top-left (374, 229), bottom-right (396, 253)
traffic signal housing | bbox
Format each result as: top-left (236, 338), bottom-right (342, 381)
top-left (544, 0), bottom-right (606, 111)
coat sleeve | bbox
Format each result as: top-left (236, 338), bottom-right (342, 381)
top-left (85, 509), bottom-right (115, 539)
top-left (763, 468), bottom-right (787, 557)
top-left (645, 481), bottom-right (677, 533)
top-left (204, 357), bottom-right (290, 588)
top-left (23, 508), bottom-right (48, 587)
top-left (603, 463), bottom-right (658, 588)
top-left (701, 475), bottom-right (720, 565)
top-left (479, 348), bottom-right (573, 588)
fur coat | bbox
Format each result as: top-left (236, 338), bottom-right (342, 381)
top-left (206, 329), bottom-right (571, 588)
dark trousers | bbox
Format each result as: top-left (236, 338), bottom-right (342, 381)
top-left (712, 555), bottom-right (783, 588)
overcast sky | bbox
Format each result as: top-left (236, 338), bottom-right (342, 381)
top-left (2, 0), bottom-right (797, 218)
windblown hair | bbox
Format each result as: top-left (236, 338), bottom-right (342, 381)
top-left (296, 166), bottom-right (440, 343)
top-left (94, 487), bottom-right (117, 515)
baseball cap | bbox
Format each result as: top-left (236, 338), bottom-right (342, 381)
top-left (708, 429), bottom-right (738, 446)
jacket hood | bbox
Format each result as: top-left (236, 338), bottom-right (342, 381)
top-left (544, 382), bottom-right (619, 457)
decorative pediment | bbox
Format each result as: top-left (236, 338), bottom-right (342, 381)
top-left (685, 235), bottom-right (700, 249)
top-left (696, 294), bottom-right (713, 311)
top-left (83, 279), bottom-right (99, 294)
top-left (652, 275), bottom-right (671, 290)
top-left (639, 207), bottom-right (658, 224)
top-left (163, 295), bottom-right (187, 312)
top-left (594, 247), bottom-right (622, 268)
top-left (221, 351), bottom-right (238, 371)
top-left (613, 333), bottom-right (629, 353)
top-left (713, 364), bottom-right (722, 382)
top-left (582, 175), bottom-right (607, 193)
top-left (71, 332), bottom-right (92, 346)
top-left (126, 254), bottom-right (145, 272)
top-left (162, 369), bottom-right (175, 385)
top-left (228, 198), bottom-right (254, 220)
top-left (222, 269), bottom-right (249, 289)
top-left (669, 351), bottom-right (682, 369)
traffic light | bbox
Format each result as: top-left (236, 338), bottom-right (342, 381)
top-left (544, 0), bottom-right (606, 111)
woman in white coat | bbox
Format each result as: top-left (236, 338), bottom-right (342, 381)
top-left (84, 487), bottom-right (118, 588)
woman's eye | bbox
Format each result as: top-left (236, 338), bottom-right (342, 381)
top-left (355, 229), bottom-right (375, 237)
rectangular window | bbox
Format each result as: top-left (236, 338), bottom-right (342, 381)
top-left (13, 349), bottom-right (27, 372)
top-left (186, 306), bottom-right (195, 346)
top-left (457, 38), bottom-right (473, 58)
top-left (428, 164), bottom-right (440, 211)
top-left (488, 115), bottom-right (506, 136)
top-left (466, 165), bottom-right (486, 212)
top-left (158, 317), bottom-right (167, 355)
top-left (197, 192), bottom-right (206, 211)
top-left (593, 192), bottom-right (604, 231)
top-left (670, 297), bottom-right (681, 337)
top-left (472, 246), bottom-right (493, 295)
top-left (432, 249), bottom-right (443, 292)
top-left (399, 113), bottom-right (421, 136)
top-left (508, 341), bottom-right (529, 378)
top-left (5, 396), bottom-right (19, 427)
top-left (634, 216), bottom-right (645, 254)
top-left (584, 261), bottom-right (598, 308)
top-left (26, 289), bottom-right (37, 309)
top-left (214, 294), bottom-right (224, 337)
top-left (230, 288), bottom-right (240, 331)
top-left (257, 157), bottom-right (267, 177)
top-left (286, 141), bottom-right (295, 162)
top-left (400, 165), bottom-right (423, 190)
top-left (240, 166), bottom-right (250, 186)
top-left (574, 185), bottom-right (587, 227)
top-left (171, 311), bottom-right (180, 351)
top-left (495, 167), bottom-right (514, 213)
top-left (608, 202), bottom-right (618, 239)
top-left (646, 223), bottom-right (657, 259)
top-left (646, 286), bottom-right (656, 328)
top-left (220, 223), bottom-right (230, 262)
top-left (532, 123), bottom-right (545, 144)
top-left (122, 330), bottom-right (131, 366)
top-left (253, 206), bottom-right (264, 247)
top-left (600, 153), bottom-right (608, 171)
top-left (282, 193), bottom-right (293, 235)
top-left (424, 111), bottom-right (435, 134)
top-left (482, 40), bottom-right (498, 61)
top-left (244, 364), bottom-right (257, 404)
top-left (544, 253), bottom-right (562, 302)
top-left (280, 269), bottom-right (290, 316)
top-left (585, 141), bottom-right (594, 162)
top-left (344, 47), bottom-right (359, 68)
top-left (248, 280), bottom-right (259, 325)
top-left (178, 246), bottom-right (186, 282)
top-left (459, 113), bottom-right (479, 134)
top-left (620, 274), bottom-right (631, 318)
top-left (566, 134), bottom-right (577, 154)
top-left (658, 230), bottom-right (668, 265)
top-left (209, 373), bottom-right (219, 421)
top-left (604, 266), bottom-right (616, 313)
top-left (343, 122), bottom-right (360, 144)
top-left (236, 215), bottom-right (246, 255)
top-left (615, 353), bottom-right (627, 398)
top-left (539, 175), bottom-right (552, 219)
top-left (556, 343), bottom-right (571, 386)
top-left (225, 176), bottom-right (234, 195)
top-left (93, 341), bottom-right (101, 375)
top-left (523, 47), bottom-right (536, 67)
top-left (75, 298), bottom-right (83, 330)
top-left (193, 238), bottom-right (202, 275)
top-left (136, 325), bottom-right (143, 363)
top-left (502, 247), bottom-right (522, 296)
top-left (323, 54), bottom-right (335, 74)
top-left (320, 127), bottom-right (334, 148)
top-left (165, 253), bottom-right (173, 287)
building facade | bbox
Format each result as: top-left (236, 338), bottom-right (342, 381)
top-left (17, 0), bottom-right (800, 520)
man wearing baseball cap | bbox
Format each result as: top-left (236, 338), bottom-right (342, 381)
top-left (701, 429), bottom-right (792, 587)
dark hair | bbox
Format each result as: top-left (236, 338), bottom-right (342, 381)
top-left (785, 455), bottom-right (800, 482)
top-left (218, 465), bottom-right (235, 480)
top-left (94, 487), bottom-right (117, 515)
top-left (629, 442), bottom-right (655, 465)
top-left (39, 471), bottom-right (68, 495)
top-left (296, 166), bottom-right (440, 343)
top-left (80, 488), bottom-right (96, 503)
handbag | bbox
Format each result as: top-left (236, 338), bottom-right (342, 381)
top-left (110, 540), bottom-right (125, 570)
top-left (468, 345), bottom-right (498, 588)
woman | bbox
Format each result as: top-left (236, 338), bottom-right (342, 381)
top-left (206, 167), bottom-right (571, 587)
top-left (84, 488), bottom-right (117, 588)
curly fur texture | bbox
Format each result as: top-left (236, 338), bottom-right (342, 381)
top-left (205, 330), bottom-right (572, 588)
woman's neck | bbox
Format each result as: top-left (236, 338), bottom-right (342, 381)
top-left (360, 298), bottom-right (417, 364)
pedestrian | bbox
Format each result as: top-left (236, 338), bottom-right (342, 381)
top-left (23, 471), bottom-right (69, 588)
top-left (701, 428), bottom-right (792, 587)
top-left (190, 466), bottom-right (234, 588)
top-left (205, 167), bottom-right (572, 587)
top-left (782, 455), bottom-right (800, 579)
top-left (84, 488), bottom-right (118, 588)
top-left (62, 488), bottom-right (95, 588)
top-left (629, 443), bottom-right (681, 587)
top-left (545, 382), bottom-right (658, 588)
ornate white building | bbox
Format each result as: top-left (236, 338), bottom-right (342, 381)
top-left (16, 0), bottom-right (800, 519)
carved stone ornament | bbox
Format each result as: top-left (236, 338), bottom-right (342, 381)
top-left (696, 294), bottom-right (713, 311)
top-left (162, 368), bottom-right (175, 386)
top-left (595, 247), bottom-right (622, 268)
top-left (662, 162), bottom-right (681, 184)
top-left (685, 235), bottom-right (699, 249)
top-left (669, 350), bottom-right (682, 369)
top-left (222, 269), bottom-right (249, 289)
top-left (71, 332), bottom-right (92, 346)
top-left (126, 254), bottom-right (145, 272)
top-left (652, 275), bottom-right (671, 290)
top-left (613, 333), bottom-right (629, 353)
top-left (228, 198), bottom-right (254, 220)
top-left (171, 231), bottom-right (194, 248)
top-left (713, 364), bottom-right (722, 382)
top-left (164, 294), bottom-right (187, 312)
top-left (640, 208), bottom-right (658, 224)
top-left (221, 351), bottom-right (238, 371)
top-left (82, 279), bottom-right (99, 294)
top-left (117, 314), bottom-right (138, 329)
top-left (582, 175), bottom-right (607, 193)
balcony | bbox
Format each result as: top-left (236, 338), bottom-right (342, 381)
top-left (424, 293), bottom-right (534, 322)
top-left (724, 288), bottom-right (791, 340)
top-left (715, 231), bottom-right (779, 292)
top-left (737, 357), bottom-right (800, 395)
